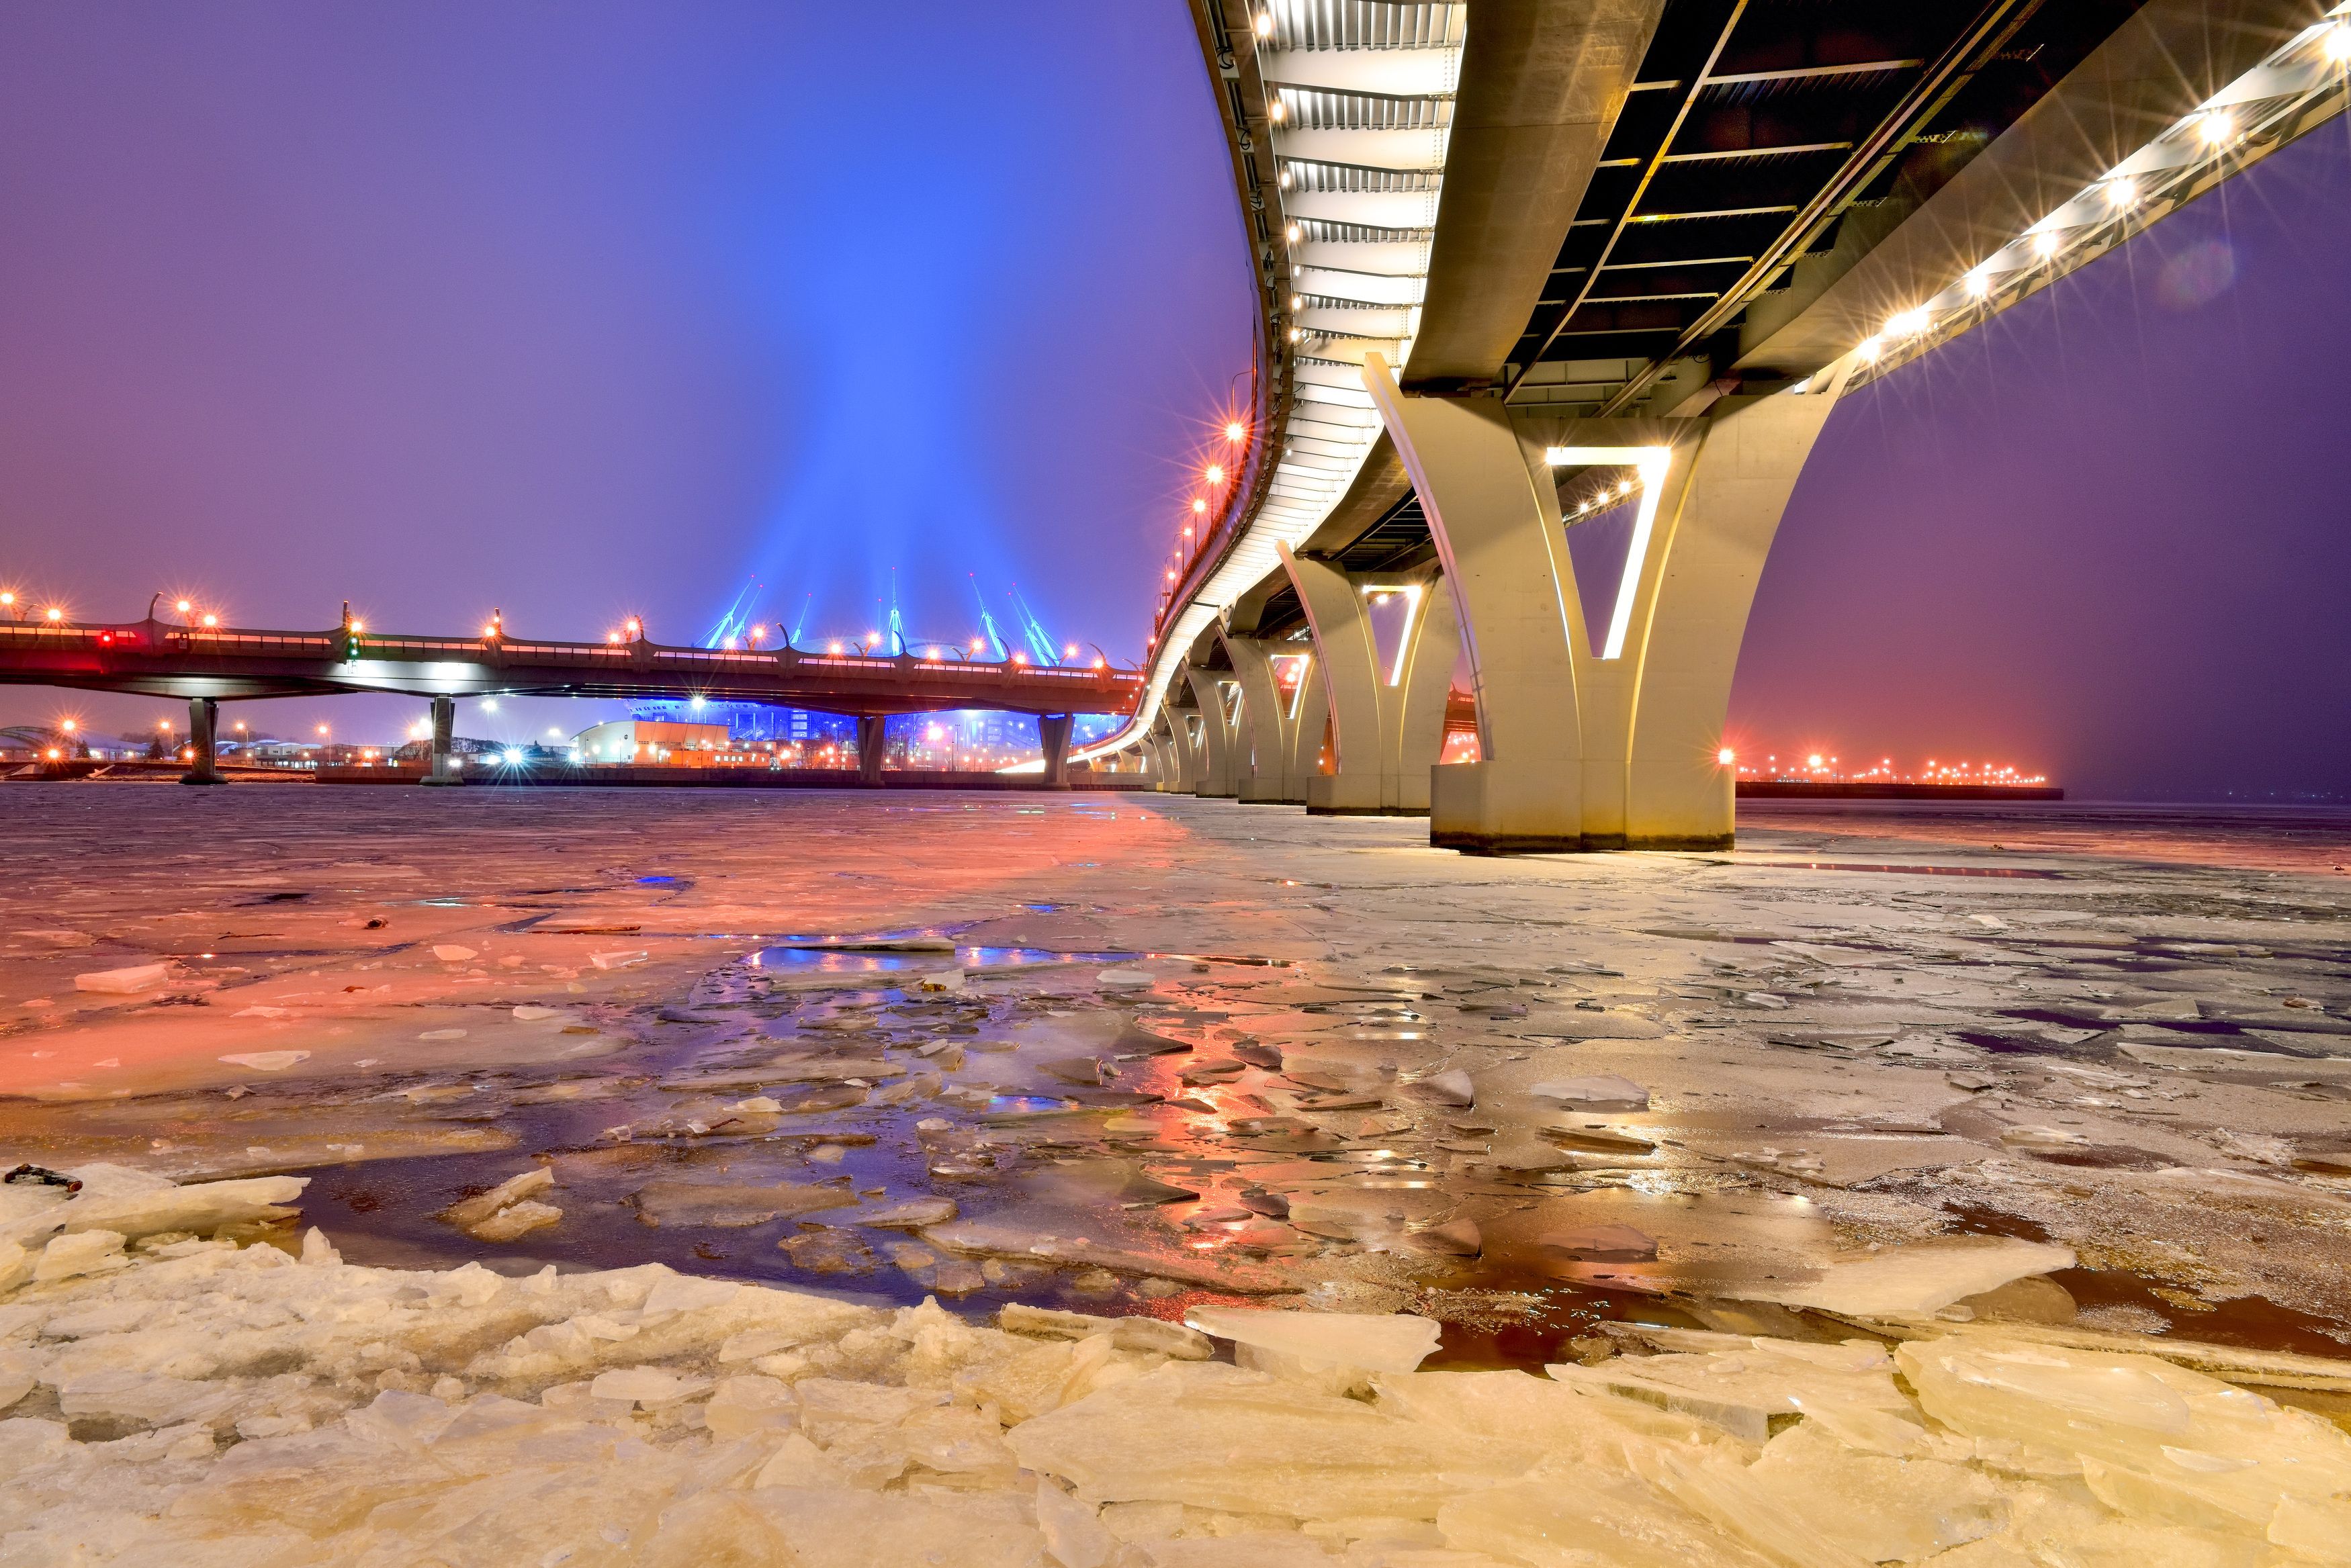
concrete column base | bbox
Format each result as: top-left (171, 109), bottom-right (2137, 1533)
top-left (1305, 774), bottom-right (1393, 816)
top-left (1237, 780), bottom-right (1302, 805)
top-left (1429, 762), bottom-right (1584, 852)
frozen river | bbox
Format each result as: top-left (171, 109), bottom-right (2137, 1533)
top-left (3, 783), bottom-right (2348, 1564)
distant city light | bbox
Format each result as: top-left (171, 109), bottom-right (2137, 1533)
top-left (1717, 748), bottom-right (1734, 766)
top-left (1225, 421), bottom-right (1245, 443)
top-left (60, 719), bottom-right (76, 733)
top-left (200, 613), bottom-right (218, 627)
top-left (1204, 463), bottom-right (1225, 484)
top-left (482, 700), bottom-right (498, 712)
top-left (502, 750), bottom-right (521, 766)
top-left (44, 606), bottom-right (62, 622)
top-left (175, 599), bottom-right (191, 613)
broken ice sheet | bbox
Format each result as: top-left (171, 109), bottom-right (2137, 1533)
top-left (1742, 1236), bottom-right (2078, 1318)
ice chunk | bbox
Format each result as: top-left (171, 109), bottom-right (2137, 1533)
top-left (738, 1488), bottom-right (1043, 1568)
top-left (1186, 1307), bottom-right (1441, 1375)
top-left (1098, 968), bottom-right (1157, 990)
top-left (1538, 1224), bottom-right (1656, 1264)
top-left (439, 1166), bottom-right (555, 1227)
top-left (860, 1197), bottom-right (957, 1229)
top-left (513, 1004), bottom-right (559, 1020)
top-left (1415, 1069), bottom-right (1476, 1107)
top-left (57, 1365), bottom-right (242, 1427)
top-left (592, 949), bottom-right (650, 970)
top-left (1746, 1420), bottom-right (2008, 1561)
top-left (2270, 1495), bottom-right (2351, 1563)
top-left (469, 1200), bottom-right (560, 1241)
top-left (1898, 1332), bottom-right (2351, 1534)
top-left (218, 1050), bottom-right (311, 1071)
top-left (1010, 1361), bottom-right (1536, 1520)
top-left (34, 1228), bottom-right (128, 1282)
top-left (633, 1181), bottom-right (860, 1228)
top-left (74, 962), bottom-right (171, 994)
top-left (1548, 1338), bottom-right (1912, 1445)
top-left (1002, 1303), bottom-right (1213, 1359)
top-left (641, 1271), bottom-right (742, 1316)
top-left (703, 1374), bottom-right (795, 1439)
top-left (1440, 1475), bottom-right (1775, 1568)
top-left (1747, 1236), bottom-right (2076, 1318)
top-left (52, 1170), bottom-right (308, 1242)
top-left (588, 1367), bottom-right (710, 1408)
top-left (431, 944), bottom-right (478, 962)
top-left (1527, 1074), bottom-right (1650, 1110)
top-left (299, 1227), bottom-right (341, 1265)
top-left (1038, 1480), bottom-right (1118, 1568)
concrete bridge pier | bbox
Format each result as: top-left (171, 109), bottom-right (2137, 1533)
top-left (1222, 633), bottom-right (1304, 805)
top-left (1278, 547), bottom-right (1458, 817)
top-left (179, 697), bottom-right (223, 786)
top-left (855, 715), bottom-right (885, 787)
top-left (422, 696), bottom-right (463, 786)
top-left (1038, 713), bottom-right (1073, 788)
top-left (1181, 667), bottom-right (1241, 798)
top-left (1362, 351), bottom-right (1843, 851)
top-left (1160, 704), bottom-right (1206, 794)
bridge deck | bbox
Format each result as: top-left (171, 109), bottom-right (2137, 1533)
top-left (0, 620), bottom-right (1141, 717)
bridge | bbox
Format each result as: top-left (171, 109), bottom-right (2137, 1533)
top-left (1084, 0), bottom-right (2351, 849)
top-left (0, 612), bottom-right (1140, 787)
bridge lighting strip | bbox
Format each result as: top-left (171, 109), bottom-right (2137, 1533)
top-left (1846, 5), bottom-right (2351, 387)
top-left (1073, 2), bottom-right (1468, 764)
top-left (1545, 445), bottom-right (1674, 661)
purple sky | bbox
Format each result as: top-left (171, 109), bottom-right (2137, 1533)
top-left (1736, 125), bottom-right (2351, 801)
top-left (2, 7), bottom-right (2344, 798)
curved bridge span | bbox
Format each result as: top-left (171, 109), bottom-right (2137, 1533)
top-left (1092, 0), bottom-right (2350, 851)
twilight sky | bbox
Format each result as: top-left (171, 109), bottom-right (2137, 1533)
top-left (1, 5), bottom-right (2345, 799)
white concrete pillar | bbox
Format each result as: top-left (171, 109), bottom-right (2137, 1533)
top-left (1181, 666), bottom-right (1241, 799)
top-left (1279, 547), bottom-right (1462, 816)
top-left (1620, 388), bottom-right (1838, 845)
top-left (1279, 547), bottom-right (1386, 815)
top-left (1363, 350), bottom-right (1842, 851)
top-left (1285, 654), bottom-right (1329, 790)
top-left (1222, 632), bottom-right (1303, 804)
top-left (1161, 703), bottom-right (1206, 794)
top-left (1360, 361), bottom-right (1585, 846)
